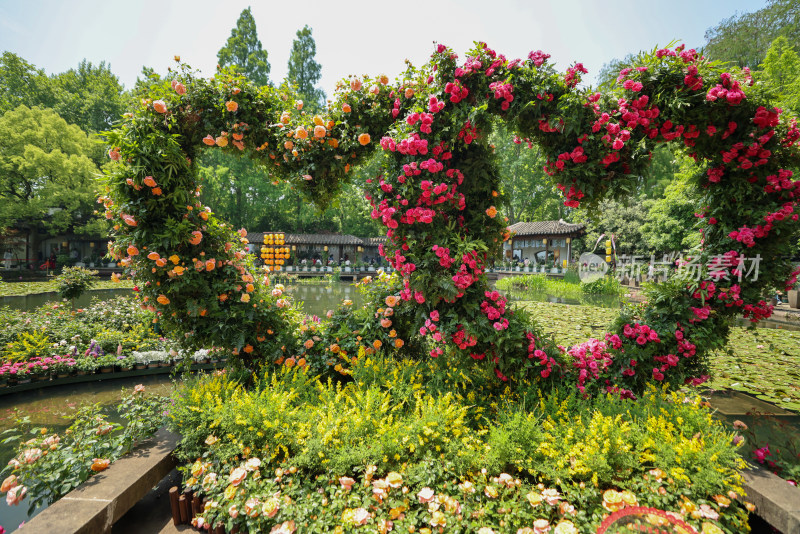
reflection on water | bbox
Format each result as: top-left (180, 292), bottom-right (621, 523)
top-left (1, 288), bottom-right (135, 312)
top-left (287, 282), bottom-right (365, 317)
top-left (501, 288), bottom-right (624, 310)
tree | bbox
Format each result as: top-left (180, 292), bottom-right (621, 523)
top-left (217, 7), bottom-right (271, 86)
top-left (0, 106), bottom-right (106, 251)
top-left (50, 59), bottom-right (127, 133)
top-left (704, 0), bottom-right (800, 69)
top-left (759, 35), bottom-right (800, 112)
top-left (575, 199), bottom-right (649, 256)
top-left (286, 25), bottom-right (326, 112)
top-left (595, 52), bottom-right (639, 90)
top-left (0, 52), bottom-right (54, 116)
top-left (641, 155), bottom-right (703, 254)
top-left (490, 122), bottom-right (565, 224)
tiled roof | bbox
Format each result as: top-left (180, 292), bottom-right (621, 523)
top-left (363, 237), bottom-right (387, 246)
top-left (508, 220), bottom-right (586, 237)
top-left (248, 233), bottom-right (385, 246)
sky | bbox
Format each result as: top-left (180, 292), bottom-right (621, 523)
top-left (0, 0), bottom-right (768, 97)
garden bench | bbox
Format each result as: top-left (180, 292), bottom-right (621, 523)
top-left (21, 427), bottom-right (179, 534)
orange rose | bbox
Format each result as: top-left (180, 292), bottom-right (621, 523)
top-left (295, 127), bottom-right (308, 139)
top-left (384, 296), bottom-right (398, 307)
top-left (153, 100), bottom-right (167, 113)
top-left (350, 79), bottom-right (362, 91)
top-left (151, 187), bottom-right (162, 195)
top-left (226, 101), bottom-right (239, 112)
top-left (243, 344), bottom-right (254, 353)
top-left (155, 258), bottom-right (167, 267)
top-left (147, 252), bottom-right (160, 261)
top-left (381, 318), bottom-right (392, 328)
top-left (219, 293), bottom-right (228, 302)
top-left (328, 138), bottom-right (339, 148)
top-left (174, 82), bottom-right (186, 95)
top-left (373, 339), bottom-right (382, 349)
top-left (205, 259), bottom-right (215, 271)
top-left (202, 135), bottom-right (216, 146)
top-left (485, 206), bottom-right (498, 218)
top-left (91, 458), bottom-right (110, 472)
top-left (342, 104), bottom-right (351, 113)
top-left (358, 133), bottom-right (371, 146)
top-left (189, 231), bottom-right (203, 245)
top-left (143, 176), bottom-right (157, 187)
top-left (127, 245), bottom-right (139, 256)
top-left (216, 136), bottom-right (228, 147)
top-left (394, 338), bottom-right (404, 348)
top-left (157, 295), bottom-right (170, 305)
top-left (1, 474), bottom-right (17, 493)
top-left (314, 125), bottom-right (326, 138)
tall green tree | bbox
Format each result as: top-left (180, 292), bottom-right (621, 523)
top-left (286, 25), bottom-right (325, 112)
top-left (704, 0), bottom-right (800, 69)
top-left (641, 154), bottom-right (702, 254)
top-left (759, 35), bottom-right (800, 112)
top-left (490, 122), bottom-right (565, 224)
top-left (51, 59), bottom-right (127, 133)
top-left (217, 7), bottom-right (271, 86)
top-left (0, 106), bottom-right (106, 250)
top-left (0, 52), bottom-right (54, 115)
top-left (574, 199), bottom-right (649, 256)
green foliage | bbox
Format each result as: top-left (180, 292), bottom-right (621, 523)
top-left (0, 388), bottom-right (168, 515)
top-left (54, 266), bottom-right (99, 303)
top-left (217, 7), bottom-right (271, 87)
top-left (0, 52), bottom-right (54, 115)
top-left (641, 156), bottom-right (703, 253)
top-left (490, 121), bottom-right (564, 224)
top-left (0, 105), bottom-right (105, 238)
top-left (574, 199), bottom-right (649, 256)
top-left (50, 59), bottom-right (127, 133)
top-left (580, 275), bottom-right (624, 296)
top-left (759, 35), bottom-right (800, 112)
top-left (168, 366), bottom-right (751, 533)
top-left (4, 330), bottom-right (51, 363)
top-left (286, 25), bottom-right (325, 112)
top-left (704, 0), bottom-right (800, 69)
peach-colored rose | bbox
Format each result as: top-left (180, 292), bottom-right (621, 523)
top-left (91, 458), bottom-right (110, 472)
top-left (143, 176), bottom-right (157, 187)
top-left (6, 485), bottom-right (26, 506)
top-left (174, 82), bottom-right (186, 95)
top-left (1, 475), bottom-right (17, 493)
top-left (189, 231), bottom-right (203, 245)
top-left (108, 147), bottom-right (121, 161)
top-left (261, 497), bottom-right (279, 518)
top-left (353, 508), bottom-right (370, 526)
top-left (153, 100), bottom-right (167, 113)
top-left (270, 521), bottom-right (297, 534)
top-left (216, 136), bottom-right (228, 147)
top-left (417, 487), bottom-right (434, 503)
top-left (228, 467), bottom-right (247, 486)
top-left (22, 448), bottom-right (42, 464)
top-left (228, 504), bottom-right (238, 518)
top-left (134, 384), bottom-right (145, 394)
top-left (339, 476), bottom-right (356, 491)
top-left (350, 79), bottom-right (362, 91)
top-left (386, 472), bottom-right (403, 488)
top-left (202, 135), bottom-right (216, 146)
top-left (244, 497), bottom-right (260, 517)
top-left (226, 101), bottom-right (239, 112)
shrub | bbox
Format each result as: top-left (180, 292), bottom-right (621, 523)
top-left (54, 266), bottom-right (99, 304)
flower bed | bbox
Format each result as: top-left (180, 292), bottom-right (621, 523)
top-left (168, 359), bottom-right (752, 533)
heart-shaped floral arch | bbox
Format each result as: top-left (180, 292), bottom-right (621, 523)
top-left (103, 42), bottom-right (800, 395)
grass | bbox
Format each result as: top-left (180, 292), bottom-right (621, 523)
top-left (520, 301), bottom-right (800, 411)
top-left (0, 279), bottom-right (134, 297)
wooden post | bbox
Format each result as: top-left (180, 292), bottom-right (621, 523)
top-left (178, 495), bottom-right (189, 524)
top-left (192, 494), bottom-right (202, 519)
top-left (213, 523), bottom-right (225, 534)
top-left (169, 486), bottom-right (181, 526)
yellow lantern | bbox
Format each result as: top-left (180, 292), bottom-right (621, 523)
top-left (606, 255), bottom-right (612, 263)
top-left (562, 259), bottom-right (567, 268)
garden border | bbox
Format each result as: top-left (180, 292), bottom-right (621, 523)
top-left (0, 362), bottom-right (221, 397)
top-left (741, 465), bottom-right (800, 534)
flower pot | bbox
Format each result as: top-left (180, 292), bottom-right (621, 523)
top-left (57, 373), bottom-right (70, 379)
top-left (344, 267), bottom-right (352, 273)
top-left (17, 378), bottom-right (31, 384)
top-left (76, 370), bottom-right (87, 376)
top-left (100, 366), bottom-right (114, 373)
top-left (0, 380), bottom-right (7, 388)
top-left (134, 363), bottom-right (147, 370)
top-left (159, 362), bottom-right (171, 368)
top-left (788, 289), bottom-right (800, 309)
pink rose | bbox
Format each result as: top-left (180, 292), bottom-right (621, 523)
top-left (6, 485), bottom-right (26, 506)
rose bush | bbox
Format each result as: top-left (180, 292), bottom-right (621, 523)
top-left (103, 42), bottom-right (799, 395)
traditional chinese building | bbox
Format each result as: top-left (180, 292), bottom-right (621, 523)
top-left (505, 220), bottom-right (586, 264)
top-left (246, 233), bottom-right (384, 264)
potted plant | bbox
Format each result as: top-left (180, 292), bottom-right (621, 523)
top-left (788, 284), bottom-right (800, 309)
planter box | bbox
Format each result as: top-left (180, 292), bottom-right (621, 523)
top-left (286, 266), bottom-right (294, 272)
top-left (788, 289), bottom-right (800, 309)
top-left (344, 267), bottom-right (352, 273)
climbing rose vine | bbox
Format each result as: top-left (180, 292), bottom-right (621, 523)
top-left (103, 42), bottom-right (800, 395)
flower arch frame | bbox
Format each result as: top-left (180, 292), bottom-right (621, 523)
top-left (103, 42), bottom-right (800, 394)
